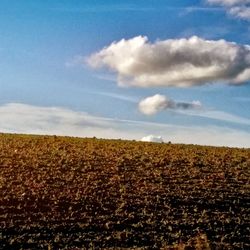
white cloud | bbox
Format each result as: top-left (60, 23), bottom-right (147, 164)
top-left (229, 6), bottom-right (250, 19)
top-left (138, 94), bottom-right (174, 115)
top-left (87, 36), bottom-right (250, 87)
top-left (141, 135), bottom-right (164, 143)
top-left (207, 0), bottom-right (250, 20)
top-left (207, 0), bottom-right (250, 6)
top-left (138, 94), bottom-right (201, 115)
top-left (0, 103), bottom-right (114, 137)
top-left (0, 103), bottom-right (250, 148)
top-left (138, 94), bottom-right (250, 125)
top-left (176, 109), bottom-right (250, 125)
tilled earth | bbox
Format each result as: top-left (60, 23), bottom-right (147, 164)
top-left (0, 134), bottom-right (249, 249)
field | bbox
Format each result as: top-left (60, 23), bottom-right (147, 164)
top-left (0, 133), bottom-right (249, 249)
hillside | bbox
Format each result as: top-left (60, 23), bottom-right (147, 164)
top-left (0, 134), bottom-right (249, 249)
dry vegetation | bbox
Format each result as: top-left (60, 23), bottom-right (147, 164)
top-left (0, 133), bottom-right (249, 249)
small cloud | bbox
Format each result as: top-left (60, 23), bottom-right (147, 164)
top-left (191, 100), bottom-right (202, 106)
top-left (138, 95), bottom-right (250, 126)
top-left (138, 94), bottom-right (201, 115)
top-left (207, 0), bottom-right (250, 20)
top-left (207, 0), bottom-right (249, 6)
top-left (141, 135), bottom-right (164, 143)
top-left (138, 94), bottom-right (174, 115)
top-left (229, 6), bottom-right (250, 20)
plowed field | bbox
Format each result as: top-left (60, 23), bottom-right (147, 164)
top-left (0, 134), bottom-right (249, 249)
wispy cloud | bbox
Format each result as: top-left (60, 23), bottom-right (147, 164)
top-left (65, 55), bottom-right (85, 68)
top-left (78, 89), bottom-right (138, 103)
top-left (51, 6), bottom-right (160, 14)
top-left (181, 6), bottom-right (223, 14)
top-left (92, 91), bottom-right (137, 103)
top-left (0, 103), bottom-right (249, 148)
top-left (51, 5), bottom-right (193, 14)
top-left (94, 73), bottom-right (117, 83)
top-left (176, 109), bottom-right (250, 125)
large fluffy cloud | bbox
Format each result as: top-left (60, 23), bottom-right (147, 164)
top-left (87, 36), bottom-right (250, 87)
top-left (138, 94), bottom-right (201, 115)
top-left (207, 0), bottom-right (250, 20)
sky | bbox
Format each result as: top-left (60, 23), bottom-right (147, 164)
top-left (0, 0), bottom-right (250, 147)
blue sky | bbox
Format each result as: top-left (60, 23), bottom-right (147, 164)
top-left (0, 0), bottom-right (250, 147)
